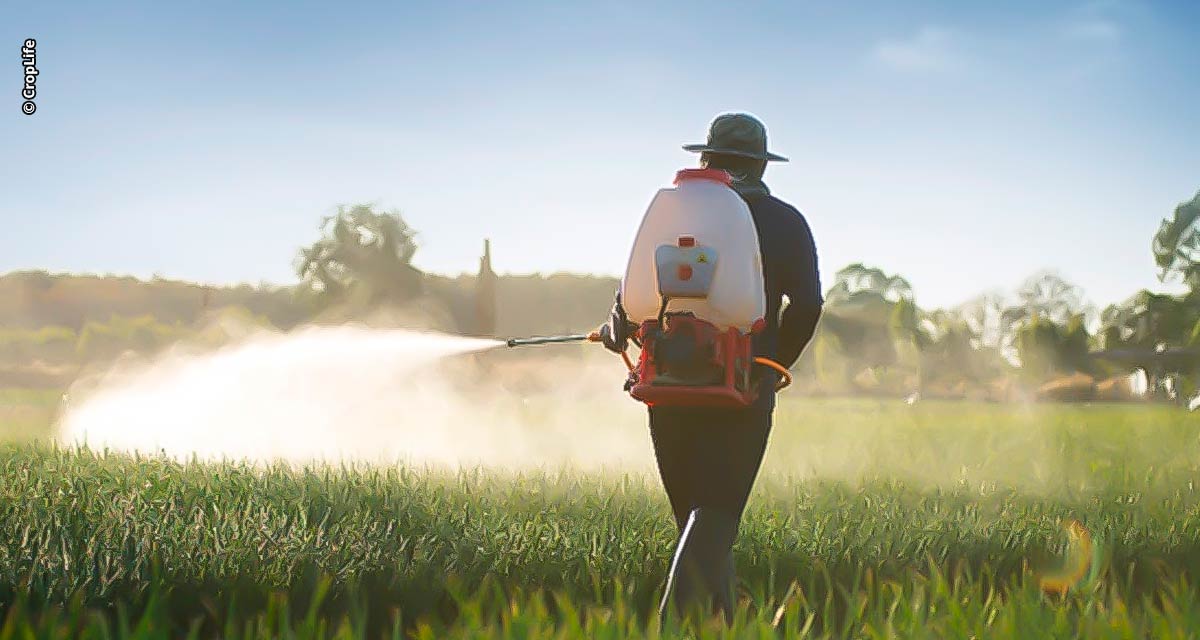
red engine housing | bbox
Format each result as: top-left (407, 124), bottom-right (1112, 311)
top-left (629, 314), bottom-right (764, 408)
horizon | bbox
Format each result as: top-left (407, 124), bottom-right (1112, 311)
top-left (3, 1), bottom-right (1198, 311)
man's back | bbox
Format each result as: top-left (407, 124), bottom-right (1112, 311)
top-left (745, 195), bottom-right (822, 388)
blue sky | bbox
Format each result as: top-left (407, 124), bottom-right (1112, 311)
top-left (2, 0), bottom-right (1197, 309)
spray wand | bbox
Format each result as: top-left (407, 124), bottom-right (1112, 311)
top-left (505, 333), bottom-right (600, 347)
top-left (505, 331), bottom-right (637, 370)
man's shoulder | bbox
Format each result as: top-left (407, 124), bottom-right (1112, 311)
top-left (749, 195), bottom-right (811, 229)
top-left (749, 194), bottom-right (802, 215)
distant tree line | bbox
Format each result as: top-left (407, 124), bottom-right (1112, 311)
top-left (1, 191), bottom-right (1197, 400)
top-left (806, 191), bottom-right (1200, 400)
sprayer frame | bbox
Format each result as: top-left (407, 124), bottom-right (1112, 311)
top-left (502, 328), bottom-right (790, 402)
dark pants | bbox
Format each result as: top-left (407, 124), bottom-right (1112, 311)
top-left (648, 402), bottom-right (773, 619)
top-left (649, 403), bottom-right (773, 529)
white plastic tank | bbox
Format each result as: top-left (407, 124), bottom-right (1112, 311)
top-left (621, 168), bottom-right (766, 331)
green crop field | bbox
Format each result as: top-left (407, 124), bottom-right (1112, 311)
top-left (2, 395), bottom-right (1200, 638)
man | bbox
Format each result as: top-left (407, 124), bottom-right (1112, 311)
top-left (600, 113), bottom-right (822, 620)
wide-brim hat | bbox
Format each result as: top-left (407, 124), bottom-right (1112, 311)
top-left (683, 112), bottom-right (788, 162)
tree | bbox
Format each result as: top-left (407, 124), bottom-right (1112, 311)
top-left (824, 263), bottom-right (914, 307)
top-left (955, 293), bottom-right (1005, 349)
top-left (1011, 313), bottom-right (1090, 381)
top-left (1153, 191), bottom-right (1200, 294)
top-left (295, 204), bottom-right (424, 310)
top-left (819, 264), bottom-right (917, 388)
top-left (1058, 314), bottom-right (1092, 375)
top-left (1099, 290), bottom-right (1193, 351)
top-left (1014, 314), bottom-right (1061, 382)
top-left (918, 308), bottom-right (1003, 387)
top-left (998, 271), bottom-right (1094, 362)
top-left (1097, 291), bottom-right (1200, 400)
top-left (1002, 271), bottom-right (1091, 330)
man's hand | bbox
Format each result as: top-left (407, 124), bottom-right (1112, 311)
top-left (600, 292), bottom-right (636, 353)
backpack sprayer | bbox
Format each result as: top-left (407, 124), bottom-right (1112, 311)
top-left (503, 168), bottom-right (791, 408)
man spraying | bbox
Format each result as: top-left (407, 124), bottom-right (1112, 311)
top-left (599, 113), bottom-right (822, 620)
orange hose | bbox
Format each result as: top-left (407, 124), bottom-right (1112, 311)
top-left (753, 357), bottom-right (792, 391)
top-left (588, 330), bottom-right (635, 371)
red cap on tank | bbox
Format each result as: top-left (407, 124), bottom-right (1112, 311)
top-left (674, 168), bottom-right (732, 186)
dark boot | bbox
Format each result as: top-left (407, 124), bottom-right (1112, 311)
top-left (659, 507), bottom-right (739, 622)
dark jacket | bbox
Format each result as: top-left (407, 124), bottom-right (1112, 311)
top-left (744, 194), bottom-right (822, 400)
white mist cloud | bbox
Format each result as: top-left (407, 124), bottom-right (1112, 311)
top-left (872, 26), bottom-right (964, 73)
top-left (57, 326), bottom-right (651, 471)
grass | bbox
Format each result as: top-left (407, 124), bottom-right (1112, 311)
top-left (1, 393), bottom-right (1199, 637)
